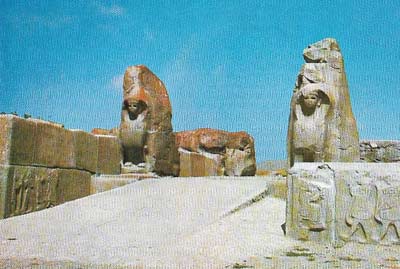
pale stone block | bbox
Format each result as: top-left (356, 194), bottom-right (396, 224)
top-left (71, 129), bottom-right (98, 173)
top-left (360, 140), bottom-right (400, 163)
top-left (96, 135), bottom-right (121, 175)
top-left (286, 163), bottom-right (335, 242)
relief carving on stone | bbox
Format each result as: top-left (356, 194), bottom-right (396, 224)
top-left (9, 169), bottom-right (58, 217)
top-left (375, 185), bottom-right (400, 241)
top-left (344, 182), bottom-right (378, 242)
top-left (298, 183), bottom-right (327, 231)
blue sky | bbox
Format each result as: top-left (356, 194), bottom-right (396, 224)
top-left (1, 1), bottom-right (399, 162)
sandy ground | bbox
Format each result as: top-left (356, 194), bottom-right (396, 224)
top-left (0, 177), bottom-right (399, 268)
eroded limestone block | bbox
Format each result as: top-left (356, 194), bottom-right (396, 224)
top-left (0, 165), bottom-right (91, 219)
top-left (287, 163), bottom-right (400, 245)
top-left (33, 119), bottom-right (75, 168)
top-left (119, 65), bottom-right (179, 176)
top-left (71, 130), bottom-right (98, 173)
top-left (175, 128), bottom-right (256, 177)
top-left (96, 135), bottom-right (121, 175)
top-left (178, 149), bottom-right (223, 177)
top-left (360, 140), bottom-right (400, 163)
top-left (288, 38), bottom-right (360, 167)
top-left (0, 115), bottom-right (36, 165)
top-left (0, 115), bottom-right (76, 169)
top-left (56, 169), bottom-right (91, 204)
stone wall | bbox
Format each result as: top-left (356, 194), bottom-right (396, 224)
top-left (360, 140), bottom-right (400, 163)
top-left (0, 114), bottom-right (121, 219)
top-left (287, 163), bottom-right (400, 245)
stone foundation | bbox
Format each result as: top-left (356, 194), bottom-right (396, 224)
top-left (287, 163), bottom-right (400, 244)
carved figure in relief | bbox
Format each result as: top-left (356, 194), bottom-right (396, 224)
top-left (291, 84), bottom-right (331, 163)
top-left (35, 173), bottom-right (58, 210)
top-left (375, 186), bottom-right (400, 241)
top-left (298, 183), bottom-right (326, 231)
top-left (11, 171), bottom-right (34, 216)
top-left (344, 183), bottom-right (378, 241)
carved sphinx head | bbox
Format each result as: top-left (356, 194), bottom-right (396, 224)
top-left (298, 89), bottom-right (321, 116)
top-left (298, 86), bottom-right (329, 116)
top-left (123, 98), bottom-right (147, 120)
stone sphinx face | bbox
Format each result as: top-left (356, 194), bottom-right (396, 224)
top-left (124, 99), bottom-right (147, 120)
top-left (300, 90), bottom-right (321, 115)
top-left (303, 91), bottom-right (319, 109)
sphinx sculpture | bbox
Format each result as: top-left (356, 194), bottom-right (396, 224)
top-left (119, 65), bottom-right (179, 176)
top-left (287, 38), bottom-right (360, 167)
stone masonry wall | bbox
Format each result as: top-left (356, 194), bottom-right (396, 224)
top-left (360, 140), bottom-right (400, 163)
top-left (0, 115), bottom-right (121, 219)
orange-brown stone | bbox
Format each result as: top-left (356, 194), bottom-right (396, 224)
top-left (119, 65), bottom-right (179, 176)
top-left (175, 128), bottom-right (256, 177)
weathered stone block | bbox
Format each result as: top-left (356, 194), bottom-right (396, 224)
top-left (56, 169), bottom-right (91, 204)
top-left (33, 119), bottom-right (75, 168)
top-left (71, 129), bottom-right (98, 173)
top-left (0, 165), bottom-right (92, 219)
top-left (178, 149), bottom-right (192, 177)
top-left (287, 163), bottom-right (400, 245)
top-left (96, 135), bottom-right (121, 175)
top-left (0, 165), bottom-right (12, 218)
top-left (0, 115), bottom-right (36, 165)
top-left (176, 128), bottom-right (256, 177)
top-left (0, 116), bottom-right (13, 164)
top-left (178, 149), bottom-right (223, 177)
top-left (360, 140), bottom-right (400, 163)
top-left (286, 163), bottom-right (335, 242)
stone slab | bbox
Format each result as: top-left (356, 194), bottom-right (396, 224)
top-left (0, 165), bottom-right (91, 219)
top-left (90, 173), bottom-right (157, 194)
top-left (71, 129), bottom-right (98, 173)
top-left (0, 177), bottom-right (273, 267)
top-left (287, 162), bottom-right (400, 244)
top-left (96, 135), bottom-right (121, 175)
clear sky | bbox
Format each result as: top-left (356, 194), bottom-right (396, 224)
top-left (1, 1), bottom-right (399, 162)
